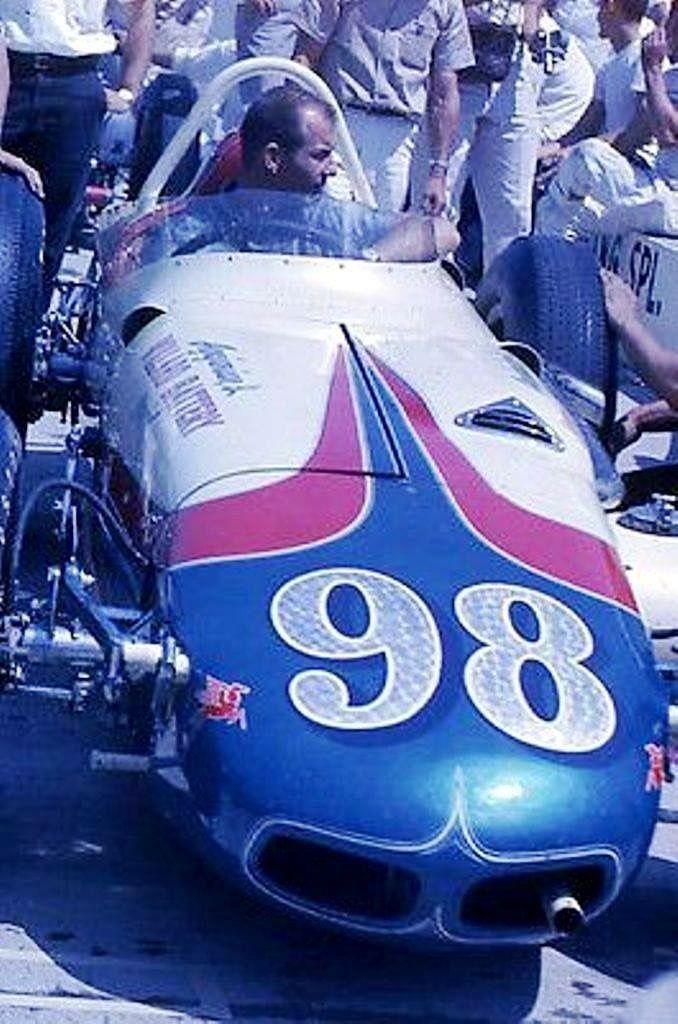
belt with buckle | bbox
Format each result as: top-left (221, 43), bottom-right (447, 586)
top-left (8, 51), bottom-right (101, 77)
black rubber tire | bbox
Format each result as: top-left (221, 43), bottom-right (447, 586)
top-left (476, 236), bottom-right (615, 396)
top-left (128, 73), bottom-right (199, 200)
top-left (0, 408), bottom-right (24, 610)
top-left (0, 173), bottom-right (44, 436)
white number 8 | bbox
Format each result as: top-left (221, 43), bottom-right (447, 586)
top-left (454, 583), bottom-right (617, 753)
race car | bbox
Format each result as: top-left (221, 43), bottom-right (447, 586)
top-left (0, 58), bottom-right (671, 948)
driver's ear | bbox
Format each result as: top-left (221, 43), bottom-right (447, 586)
top-left (263, 142), bottom-right (283, 177)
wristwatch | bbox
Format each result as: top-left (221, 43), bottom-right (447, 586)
top-left (116, 86), bottom-right (135, 106)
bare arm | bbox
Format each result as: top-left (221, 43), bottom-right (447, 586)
top-left (602, 270), bottom-right (678, 409)
top-left (422, 69), bottom-right (460, 216)
top-left (608, 96), bottom-right (653, 157)
top-left (118, 0), bottom-right (154, 97)
top-left (558, 87), bottom-right (649, 157)
top-left (295, 0), bottom-right (339, 67)
top-left (372, 215), bottom-right (460, 263)
top-left (521, 0), bottom-right (545, 43)
top-left (558, 98), bottom-right (606, 146)
top-left (643, 27), bottom-right (678, 145)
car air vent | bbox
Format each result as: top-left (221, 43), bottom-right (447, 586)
top-left (460, 865), bottom-right (606, 934)
top-left (121, 306), bottom-right (165, 345)
top-left (456, 398), bottom-right (563, 449)
top-left (252, 833), bottom-right (421, 923)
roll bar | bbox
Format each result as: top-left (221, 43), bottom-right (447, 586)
top-left (136, 57), bottom-right (377, 214)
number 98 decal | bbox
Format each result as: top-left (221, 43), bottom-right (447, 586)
top-left (271, 570), bottom-right (617, 752)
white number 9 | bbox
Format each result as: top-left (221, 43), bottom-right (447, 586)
top-left (271, 568), bottom-right (442, 730)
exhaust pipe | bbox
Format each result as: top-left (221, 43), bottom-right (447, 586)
top-left (542, 885), bottom-right (586, 936)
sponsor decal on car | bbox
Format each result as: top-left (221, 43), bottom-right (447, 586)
top-left (597, 234), bottom-right (665, 318)
top-left (142, 333), bottom-right (225, 436)
top-left (200, 677), bottom-right (251, 729)
top-left (190, 340), bottom-right (258, 397)
top-left (644, 742), bottom-right (666, 792)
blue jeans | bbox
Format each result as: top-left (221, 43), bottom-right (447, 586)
top-left (2, 64), bottom-right (106, 304)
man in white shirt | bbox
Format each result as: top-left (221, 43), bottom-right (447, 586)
top-left (236, 1), bottom-right (312, 102)
top-left (537, 12), bottom-right (595, 147)
top-left (0, 1), bottom-right (154, 302)
top-left (550, 0), bottom-right (613, 69)
top-left (421, 1), bottom-right (546, 270)
top-left (297, 1), bottom-right (475, 215)
top-left (536, 0), bottom-right (657, 238)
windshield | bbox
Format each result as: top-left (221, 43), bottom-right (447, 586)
top-left (103, 189), bottom-right (442, 278)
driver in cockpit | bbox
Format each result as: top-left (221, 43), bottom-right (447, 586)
top-left (234, 84), bottom-right (460, 262)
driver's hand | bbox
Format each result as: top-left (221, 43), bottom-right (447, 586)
top-left (0, 148), bottom-right (44, 198)
top-left (421, 172), bottom-right (447, 217)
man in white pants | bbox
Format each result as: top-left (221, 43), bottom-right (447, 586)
top-left (536, 0), bottom-right (660, 240)
top-left (421, 1), bottom-right (545, 270)
top-left (0, 0), bottom-right (154, 301)
top-left (298, 1), bottom-right (475, 215)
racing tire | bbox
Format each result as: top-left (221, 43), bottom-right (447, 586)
top-left (0, 408), bottom-right (24, 611)
top-left (0, 173), bottom-right (44, 437)
top-left (476, 236), bottom-right (617, 434)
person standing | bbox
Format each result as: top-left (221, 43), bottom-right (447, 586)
top-left (536, 0), bottom-right (658, 239)
top-left (298, 1), bottom-right (475, 215)
top-left (0, 38), bottom-right (42, 196)
top-left (236, 0), bottom-right (312, 101)
top-left (0, 0), bottom-right (154, 302)
top-left (430, 0), bottom-right (546, 271)
top-left (642, 0), bottom-right (678, 187)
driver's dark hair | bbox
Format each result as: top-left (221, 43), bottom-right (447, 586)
top-left (240, 85), bottom-right (335, 169)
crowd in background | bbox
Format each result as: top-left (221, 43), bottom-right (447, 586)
top-left (143, 1), bottom-right (678, 265)
top-left (1, 2), bottom-right (677, 285)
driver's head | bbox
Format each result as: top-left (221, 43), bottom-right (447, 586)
top-left (240, 85), bottom-right (337, 193)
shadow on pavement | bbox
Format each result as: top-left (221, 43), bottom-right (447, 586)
top-left (555, 854), bottom-right (678, 990)
top-left (0, 683), bottom-right (542, 1022)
